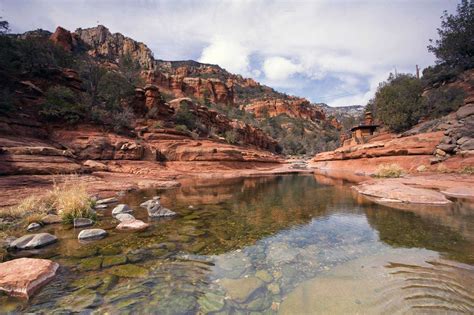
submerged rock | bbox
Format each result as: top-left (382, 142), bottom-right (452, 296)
top-left (140, 196), bottom-right (176, 217)
top-left (27, 222), bottom-right (42, 231)
top-left (112, 204), bottom-right (133, 216)
top-left (107, 264), bottom-right (149, 278)
top-left (116, 219), bottom-right (149, 232)
top-left (9, 233), bottom-right (57, 250)
top-left (198, 292), bottom-right (225, 313)
top-left (219, 277), bottom-right (264, 303)
top-left (78, 229), bottom-right (107, 240)
top-left (73, 218), bottom-right (94, 228)
top-left (0, 258), bottom-right (59, 298)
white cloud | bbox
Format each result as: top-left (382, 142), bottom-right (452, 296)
top-left (199, 37), bottom-right (251, 75)
top-left (263, 57), bottom-right (303, 81)
top-left (2, 0), bottom-right (458, 106)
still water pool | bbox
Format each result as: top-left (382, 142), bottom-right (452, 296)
top-left (1, 174), bottom-right (474, 313)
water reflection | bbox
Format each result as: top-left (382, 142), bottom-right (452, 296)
top-left (1, 174), bottom-right (473, 313)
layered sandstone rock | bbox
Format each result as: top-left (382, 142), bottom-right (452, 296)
top-left (245, 97), bottom-right (326, 122)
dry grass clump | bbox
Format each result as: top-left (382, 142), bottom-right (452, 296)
top-left (458, 166), bottom-right (474, 175)
top-left (374, 163), bottom-right (404, 178)
top-left (0, 180), bottom-right (95, 225)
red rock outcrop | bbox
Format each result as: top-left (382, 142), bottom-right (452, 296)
top-left (74, 25), bottom-right (155, 69)
top-left (49, 26), bottom-right (75, 51)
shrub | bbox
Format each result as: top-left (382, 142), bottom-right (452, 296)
top-left (175, 101), bottom-right (196, 130)
top-left (374, 164), bottom-right (404, 178)
top-left (373, 73), bottom-right (424, 132)
top-left (459, 166), bottom-right (474, 174)
top-left (421, 87), bottom-right (465, 119)
top-left (175, 124), bottom-right (189, 133)
top-left (224, 129), bottom-right (239, 145)
top-left (40, 86), bottom-right (84, 124)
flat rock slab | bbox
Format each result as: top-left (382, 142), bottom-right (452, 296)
top-left (116, 219), bottom-right (149, 231)
top-left (0, 258), bottom-right (59, 298)
top-left (441, 187), bottom-right (474, 199)
top-left (78, 229), bottom-right (107, 241)
top-left (354, 181), bottom-right (452, 205)
top-left (9, 233), bottom-right (58, 250)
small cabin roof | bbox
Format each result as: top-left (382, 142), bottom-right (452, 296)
top-left (350, 124), bottom-right (379, 132)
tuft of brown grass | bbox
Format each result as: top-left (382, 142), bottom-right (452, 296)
top-left (458, 166), bottom-right (474, 175)
top-left (0, 180), bottom-right (95, 225)
top-left (374, 163), bottom-right (404, 178)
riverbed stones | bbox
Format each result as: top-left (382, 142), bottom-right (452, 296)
top-left (115, 213), bottom-right (135, 222)
top-left (73, 218), bottom-right (94, 228)
top-left (219, 277), bottom-right (264, 303)
top-left (116, 219), bottom-right (149, 232)
top-left (198, 292), bottom-right (225, 313)
top-left (9, 233), bottom-right (58, 250)
top-left (112, 204), bottom-right (133, 216)
top-left (102, 255), bottom-right (127, 268)
top-left (41, 214), bottom-right (62, 224)
top-left (140, 197), bottom-right (176, 217)
top-left (27, 222), bottom-right (41, 231)
top-left (0, 258), bottom-right (59, 298)
top-left (78, 229), bottom-right (107, 241)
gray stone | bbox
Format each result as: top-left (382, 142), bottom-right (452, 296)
top-left (456, 104), bottom-right (474, 119)
top-left (457, 136), bottom-right (471, 145)
top-left (112, 204), bottom-right (133, 216)
top-left (94, 204), bottom-right (108, 210)
top-left (437, 144), bottom-right (456, 153)
top-left (460, 139), bottom-right (474, 151)
top-left (96, 197), bottom-right (118, 205)
top-left (140, 197), bottom-right (176, 217)
top-left (9, 233), bottom-right (58, 250)
top-left (27, 222), bottom-right (41, 231)
top-left (73, 218), bottom-right (94, 228)
top-left (41, 214), bottom-right (62, 224)
top-left (115, 213), bottom-right (136, 222)
top-left (78, 229), bottom-right (107, 241)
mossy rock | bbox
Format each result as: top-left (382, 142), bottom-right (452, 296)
top-left (67, 246), bottom-right (98, 259)
top-left (267, 282), bottom-right (280, 295)
top-left (168, 234), bottom-right (193, 243)
top-left (155, 293), bottom-right (197, 315)
top-left (78, 256), bottom-right (103, 271)
top-left (71, 275), bottom-right (103, 290)
top-left (59, 288), bottom-right (101, 312)
top-left (107, 264), bottom-right (149, 278)
top-left (186, 241), bottom-right (207, 253)
top-left (198, 292), bottom-right (225, 314)
top-left (102, 255), bottom-right (127, 268)
top-left (99, 245), bottom-right (122, 256)
top-left (97, 275), bottom-right (119, 295)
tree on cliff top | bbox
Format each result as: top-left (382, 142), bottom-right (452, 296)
top-left (428, 0), bottom-right (474, 70)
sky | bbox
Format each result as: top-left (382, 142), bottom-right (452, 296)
top-left (0, 0), bottom-right (460, 107)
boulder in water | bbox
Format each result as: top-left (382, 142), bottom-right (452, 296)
top-left (9, 233), bottom-right (58, 250)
